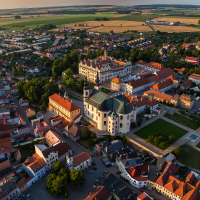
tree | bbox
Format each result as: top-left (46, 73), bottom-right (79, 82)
top-left (54, 160), bottom-right (64, 174)
top-left (12, 67), bottom-right (16, 77)
top-left (143, 150), bottom-right (149, 157)
top-left (15, 15), bottom-right (21, 19)
top-left (70, 169), bottom-right (84, 186)
top-left (137, 120), bottom-right (141, 126)
top-left (131, 122), bottom-right (137, 128)
top-left (17, 64), bottom-right (22, 73)
top-left (81, 126), bottom-right (90, 139)
top-left (64, 68), bottom-right (73, 80)
top-left (79, 79), bottom-right (84, 93)
top-left (91, 132), bottom-right (96, 139)
top-left (58, 167), bottom-right (70, 181)
top-left (148, 135), bottom-right (154, 142)
top-left (145, 107), bottom-right (151, 114)
top-left (169, 135), bottom-right (175, 142)
top-left (154, 137), bottom-right (160, 145)
top-left (173, 147), bottom-right (181, 156)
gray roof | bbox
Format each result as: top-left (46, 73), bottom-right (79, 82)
top-left (0, 181), bottom-right (17, 193)
top-left (87, 89), bottom-right (133, 114)
top-left (120, 157), bottom-right (143, 169)
top-left (42, 146), bottom-right (56, 158)
top-left (93, 171), bottom-right (133, 200)
top-left (148, 165), bottom-right (159, 182)
top-left (102, 140), bottom-right (124, 156)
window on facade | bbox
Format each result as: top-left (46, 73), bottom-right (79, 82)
top-left (104, 121), bottom-right (106, 125)
top-left (92, 107), bottom-right (93, 111)
top-left (88, 104), bottom-right (89, 108)
top-left (116, 126), bottom-right (117, 128)
top-left (92, 114), bottom-right (94, 118)
top-left (88, 111), bottom-right (89, 115)
top-left (109, 121), bottom-right (110, 124)
top-left (120, 116), bottom-right (123, 120)
top-left (104, 113), bottom-right (106, 118)
top-left (116, 122), bottom-right (117, 124)
top-left (120, 123), bottom-right (122, 128)
top-left (127, 115), bottom-right (129, 120)
top-left (96, 109), bottom-right (98, 114)
top-left (96, 116), bottom-right (98, 120)
top-left (98, 112), bottom-right (100, 117)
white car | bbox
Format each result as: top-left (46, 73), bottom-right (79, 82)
top-left (27, 194), bottom-right (31, 197)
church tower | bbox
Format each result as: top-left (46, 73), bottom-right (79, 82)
top-left (83, 76), bottom-right (90, 103)
top-left (64, 90), bottom-right (69, 101)
top-left (94, 72), bottom-right (101, 91)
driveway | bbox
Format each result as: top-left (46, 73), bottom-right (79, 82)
top-left (12, 95), bottom-right (34, 135)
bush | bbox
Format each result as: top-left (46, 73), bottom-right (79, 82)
top-left (131, 122), bottom-right (137, 128)
top-left (81, 126), bottom-right (91, 139)
top-left (137, 120), bottom-right (141, 126)
top-left (173, 147), bottom-right (182, 156)
top-left (91, 132), bottom-right (96, 139)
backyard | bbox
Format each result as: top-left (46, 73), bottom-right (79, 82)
top-left (176, 145), bottom-right (200, 170)
top-left (78, 139), bottom-right (95, 150)
top-left (134, 119), bottom-right (188, 150)
top-left (164, 113), bottom-right (199, 130)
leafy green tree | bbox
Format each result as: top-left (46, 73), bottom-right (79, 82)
top-left (81, 126), bottom-right (90, 139)
top-left (54, 160), bottom-right (64, 174)
top-left (173, 147), bottom-right (182, 156)
top-left (145, 107), bottom-right (151, 114)
top-left (58, 167), bottom-right (70, 181)
top-left (137, 120), bottom-right (141, 126)
top-left (154, 137), bottom-right (160, 145)
top-left (12, 67), bottom-right (16, 77)
top-left (64, 68), bottom-right (73, 80)
top-left (148, 135), bottom-right (154, 141)
top-left (70, 169), bottom-right (84, 186)
top-left (169, 135), bottom-right (175, 142)
top-left (79, 79), bottom-right (84, 93)
top-left (143, 150), bottom-right (149, 157)
top-left (17, 64), bottom-right (22, 73)
top-left (91, 132), bottom-right (96, 139)
top-left (131, 122), bottom-right (137, 128)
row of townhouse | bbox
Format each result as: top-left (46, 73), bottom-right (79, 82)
top-left (46, 42), bottom-right (72, 52)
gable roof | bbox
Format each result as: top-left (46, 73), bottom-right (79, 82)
top-left (73, 152), bottom-right (91, 167)
top-left (49, 93), bottom-right (80, 112)
top-left (53, 142), bottom-right (72, 157)
top-left (45, 130), bottom-right (64, 145)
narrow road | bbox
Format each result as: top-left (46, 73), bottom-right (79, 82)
top-left (12, 95), bottom-right (34, 135)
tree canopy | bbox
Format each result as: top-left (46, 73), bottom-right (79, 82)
top-left (70, 169), bottom-right (84, 186)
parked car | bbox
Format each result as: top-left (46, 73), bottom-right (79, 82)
top-left (27, 194), bottom-right (31, 197)
top-left (92, 162), bottom-right (95, 165)
top-left (93, 167), bottom-right (97, 170)
top-left (139, 189), bottom-right (144, 192)
top-left (83, 178), bottom-right (86, 181)
top-left (116, 171), bottom-right (121, 174)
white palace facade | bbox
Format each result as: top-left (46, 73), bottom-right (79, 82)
top-left (79, 51), bottom-right (132, 83)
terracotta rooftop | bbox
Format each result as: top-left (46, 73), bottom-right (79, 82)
top-left (189, 73), bottom-right (200, 81)
top-left (144, 90), bottom-right (173, 102)
top-left (45, 130), bottom-right (64, 145)
top-left (73, 152), bottom-right (91, 167)
top-left (49, 93), bottom-right (80, 112)
top-left (112, 77), bottom-right (123, 84)
top-left (151, 76), bottom-right (173, 91)
top-left (17, 178), bottom-right (27, 189)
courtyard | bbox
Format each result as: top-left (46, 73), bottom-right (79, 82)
top-left (133, 119), bottom-right (188, 150)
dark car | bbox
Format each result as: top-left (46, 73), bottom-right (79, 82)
top-left (93, 167), bottom-right (97, 170)
top-left (139, 189), bottom-right (144, 192)
top-left (116, 171), bottom-right (121, 174)
top-left (92, 162), bottom-right (95, 165)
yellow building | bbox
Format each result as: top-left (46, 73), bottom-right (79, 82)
top-left (49, 93), bottom-right (80, 122)
top-left (179, 94), bottom-right (194, 109)
top-left (17, 178), bottom-right (28, 192)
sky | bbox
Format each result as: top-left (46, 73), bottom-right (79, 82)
top-left (1, 0), bottom-right (200, 9)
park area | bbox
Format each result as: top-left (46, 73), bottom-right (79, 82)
top-left (164, 113), bottom-right (199, 130)
top-left (176, 145), bottom-right (200, 170)
top-left (134, 119), bottom-right (188, 150)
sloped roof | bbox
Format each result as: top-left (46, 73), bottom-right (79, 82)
top-left (54, 142), bottom-right (72, 157)
top-left (45, 130), bottom-right (64, 145)
top-left (112, 78), bottom-right (123, 84)
top-left (144, 90), bottom-right (173, 102)
top-left (49, 93), bottom-right (80, 112)
top-left (73, 152), bottom-right (91, 167)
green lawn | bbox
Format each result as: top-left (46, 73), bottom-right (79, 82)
top-left (176, 145), bottom-right (200, 170)
top-left (164, 113), bottom-right (199, 130)
top-left (134, 119), bottom-right (188, 150)
top-left (78, 139), bottom-right (95, 150)
top-left (101, 88), bottom-right (111, 94)
top-left (196, 142), bottom-right (200, 148)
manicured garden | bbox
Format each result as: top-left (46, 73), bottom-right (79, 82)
top-left (176, 145), bottom-right (200, 170)
top-left (134, 119), bottom-right (188, 150)
top-left (164, 113), bottom-right (199, 130)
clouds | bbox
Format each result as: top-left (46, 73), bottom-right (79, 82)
top-left (1, 0), bottom-right (200, 9)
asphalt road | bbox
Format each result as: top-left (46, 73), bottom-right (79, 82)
top-left (12, 95), bottom-right (34, 135)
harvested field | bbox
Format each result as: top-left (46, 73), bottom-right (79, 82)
top-left (153, 17), bottom-right (199, 25)
top-left (152, 25), bottom-right (200, 33)
top-left (67, 20), bottom-right (152, 33)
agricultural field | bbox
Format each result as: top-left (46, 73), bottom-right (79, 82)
top-left (152, 25), bottom-right (200, 32)
top-left (67, 20), bottom-right (152, 33)
top-left (153, 17), bottom-right (199, 24)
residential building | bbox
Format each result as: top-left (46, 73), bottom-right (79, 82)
top-left (83, 76), bottom-right (137, 135)
top-left (10, 85), bottom-right (18, 95)
top-left (137, 192), bottom-right (153, 200)
top-left (84, 186), bottom-right (112, 200)
top-left (22, 154), bottom-right (47, 184)
top-left (136, 61), bottom-right (165, 72)
top-left (174, 68), bottom-right (186, 75)
top-left (19, 98), bottom-right (29, 107)
top-left (188, 73), bottom-right (200, 85)
top-left (49, 93), bottom-right (80, 122)
top-left (25, 108), bottom-right (36, 118)
top-left (79, 50), bottom-right (132, 83)
top-left (0, 181), bottom-right (20, 200)
top-left (184, 56), bottom-right (199, 65)
top-left (16, 178), bottom-right (28, 192)
top-left (66, 152), bottom-right (92, 171)
top-left (45, 130), bottom-right (64, 146)
top-left (0, 160), bottom-right (12, 178)
top-left (93, 171), bottom-right (133, 200)
top-left (0, 86), bottom-right (5, 96)
top-left (34, 122), bottom-right (52, 137)
top-left (151, 76), bottom-right (173, 92)
top-left (179, 94), bottom-right (194, 109)
top-left (111, 77), bottom-right (123, 91)
top-left (95, 141), bottom-right (110, 153)
top-left (66, 124), bottom-right (82, 142)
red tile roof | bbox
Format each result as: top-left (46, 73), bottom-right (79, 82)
top-left (49, 93), bottom-right (80, 112)
top-left (137, 192), bottom-right (152, 200)
top-left (151, 76), bottom-right (173, 91)
top-left (189, 73), bottom-right (200, 81)
top-left (17, 178), bottom-right (27, 189)
top-left (73, 152), bottom-right (91, 167)
top-left (45, 130), bottom-right (64, 145)
top-left (144, 90), bottom-right (173, 102)
top-left (112, 78), bottom-right (123, 84)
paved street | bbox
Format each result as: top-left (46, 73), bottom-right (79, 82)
top-left (12, 95), bottom-right (34, 134)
